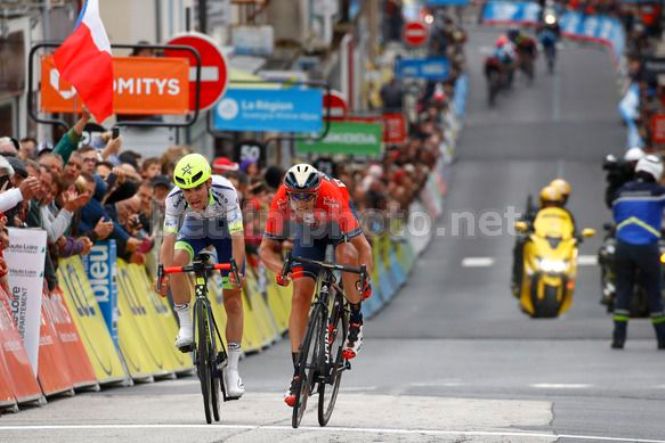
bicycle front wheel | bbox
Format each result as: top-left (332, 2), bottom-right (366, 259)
top-left (292, 304), bottom-right (325, 429)
top-left (207, 307), bottom-right (221, 422)
top-left (195, 301), bottom-right (213, 424)
top-left (318, 293), bottom-right (349, 426)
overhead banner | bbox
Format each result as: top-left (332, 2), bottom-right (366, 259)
top-left (213, 87), bottom-right (323, 133)
top-left (296, 121), bottom-right (383, 156)
top-left (427, 0), bottom-right (470, 6)
top-left (83, 241), bottom-right (118, 347)
top-left (5, 228), bottom-right (47, 376)
top-left (395, 57), bottom-right (450, 80)
top-left (481, 1), bottom-right (625, 61)
top-left (41, 55), bottom-right (190, 115)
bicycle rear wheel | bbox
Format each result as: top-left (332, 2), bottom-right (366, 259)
top-left (318, 293), bottom-right (348, 426)
top-left (195, 301), bottom-right (213, 424)
top-left (292, 304), bottom-right (325, 429)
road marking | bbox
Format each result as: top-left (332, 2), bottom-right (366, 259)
top-left (552, 61), bottom-right (561, 121)
top-left (341, 386), bottom-right (378, 392)
top-left (1, 424), bottom-right (664, 443)
top-left (530, 383), bottom-right (592, 389)
top-left (462, 257), bottom-right (495, 267)
top-left (578, 255), bottom-right (598, 266)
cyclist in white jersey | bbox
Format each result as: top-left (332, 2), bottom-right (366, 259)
top-left (158, 153), bottom-right (246, 398)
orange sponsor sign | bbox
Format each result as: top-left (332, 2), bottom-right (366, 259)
top-left (41, 55), bottom-right (190, 115)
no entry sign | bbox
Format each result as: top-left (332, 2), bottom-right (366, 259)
top-left (403, 21), bottom-right (428, 47)
top-left (165, 32), bottom-right (229, 112)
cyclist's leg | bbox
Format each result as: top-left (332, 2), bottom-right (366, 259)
top-left (290, 236), bottom-right (326, 358)
top-left (172, 232), bottom-right (207, 349)
top-left (212, 236), bottom-right (246, 398)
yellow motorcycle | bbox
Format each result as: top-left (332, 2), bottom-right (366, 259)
top-left (515, 207), bottom-right (595, 318)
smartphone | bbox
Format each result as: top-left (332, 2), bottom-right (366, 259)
top-left (112, 127), bottom-right (120, 139)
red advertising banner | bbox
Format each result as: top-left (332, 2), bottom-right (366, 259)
top-left (38, 287), bottom-right (74, 396)
top-left (651, 114), bottom-right (665, 143)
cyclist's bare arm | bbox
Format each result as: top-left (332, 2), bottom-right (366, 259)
top-left (160, 232), bottom-right (177, 266)
top-left (231, 232), bottom-right (246, 278)
top-left (259, 238), bottom-right (284, 275)
top-left (350, 233), bottom-right (373, 275)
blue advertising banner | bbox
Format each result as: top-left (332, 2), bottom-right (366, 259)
top-left (482, 1), bottom-right (625, 61)
top-left (83, 240), bottom-right (118, 347)
top-left (395, 57), bottom-right (450, 80)
top-left (212, 88), bottom-right (323, 133)
top-left (427, 0), bottom-right (470, 5)
top-left (481, 1), bottom-right (540, 23)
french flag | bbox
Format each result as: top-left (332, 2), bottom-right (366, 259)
top-left (54, 0), bottom-right (114, 122)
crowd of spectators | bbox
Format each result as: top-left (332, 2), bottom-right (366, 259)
top-left (0, 8), bottom-right (466, 289)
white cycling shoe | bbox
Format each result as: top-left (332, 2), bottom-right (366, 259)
top-left (224, 368), bottom-right (245, 399)
top-left (174, 326), bottom-right (194, 352)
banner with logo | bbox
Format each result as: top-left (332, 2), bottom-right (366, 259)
top-left (41, 55), bottom-right (190, 115)
top-left (296, 121), bottom-right (383, 156)
top-left (44, 287), bottom-right (98, 389)
top-left (5, 228), bottom-right (47, 376)
top-left (57, 257), bottom-right (128, 384)
top-left (83, 241), bottom-right (118, 346)
top-left (0, 287), bottom-right (42, 404)
top-left (212, 87), bottom-right (323, 133)
top-left (394, 57), bottom-right (450, 80)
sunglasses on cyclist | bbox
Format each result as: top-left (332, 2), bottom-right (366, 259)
top-left (288, 192), bottom-right (316, 201)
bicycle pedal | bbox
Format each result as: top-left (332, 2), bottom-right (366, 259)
top-left (177, 344), bottom-right (194, 353)
top-left (224, 395), bottom-right (241, 402)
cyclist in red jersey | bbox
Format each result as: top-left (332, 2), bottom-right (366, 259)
top-left (259, 163), bottom-right (374, 407)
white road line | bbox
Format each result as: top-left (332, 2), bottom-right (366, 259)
top-left (462, 257), bottom-right (495, 268)
top-left (578, 255), bottom-right (598, 266)
top-left (340, 386), bottom-right (378, 392)
top-left (530, 383), bottom-right (592, 389)
top-left (1, 424), bottom-right (664, 443)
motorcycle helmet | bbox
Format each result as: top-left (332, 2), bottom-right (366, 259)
top-left (539, 185), bottom-right (563, 206)
top-left (550, 178), bottom-right (572, 199)
top-left (507, 28), bottom-right (520, 42)
top-left (635, 154), bottom-right (664, 182)
top-left (624, 147), bottom-right (645, 162)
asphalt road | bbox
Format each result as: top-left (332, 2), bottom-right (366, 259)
top-left (2, 27), bottom-right (665, 443)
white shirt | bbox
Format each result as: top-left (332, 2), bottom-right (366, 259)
top-left (163, 175), bottom-right (243, 235)
top-left (0, 188), bottom-right (23, 213)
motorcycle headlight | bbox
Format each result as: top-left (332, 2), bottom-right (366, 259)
top-left (606, 244), bottom-right (615, 255)
top-left (538, 258), bottom-right (567, 273)
top-left (544, 14), bottom-right (557, 25)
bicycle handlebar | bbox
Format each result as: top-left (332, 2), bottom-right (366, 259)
top-left (278, 254), bottom-right (368, 290)
top-left (157, 259), bottom-right (240, 293)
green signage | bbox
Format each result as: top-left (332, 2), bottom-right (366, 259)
top-left (296, 121), bottom-right (383, 156)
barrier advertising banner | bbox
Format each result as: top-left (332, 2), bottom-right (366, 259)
top-left (83, 241), bottom-right (118, 346)
top-left (5, 228), bottom-right (47, 375)
top-left (38, 287), bottom-right (74, 396)
top-left (41, 55), bottom-right (190, 115)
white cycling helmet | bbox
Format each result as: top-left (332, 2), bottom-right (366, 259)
top-left (624, 147), bottom-right (645, 162)
top-left (636, 154), bottom-right (664, 181)
top-left (284, 163), bottom-right (321, 192)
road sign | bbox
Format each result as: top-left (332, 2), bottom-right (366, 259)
top-left (213, 87), bottom-right (323, 133)
top-left (395, 56), bottom-right (450, 80)
top-left (323, 90), bottom-right (348, 120)
top-left (165, 32), bottom-right (229, 112)
top-left (234, 140), bottom-right (266, 167)
top-left (403, 21), bottom-right (428, 47)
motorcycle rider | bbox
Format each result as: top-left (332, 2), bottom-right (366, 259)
top-left (604, 147), bottom-right (645, 209)
top-left (511, 185), bottom-right (565, 297)
top-left (611, 154), bottom-right (665, 350)
top-left (549, 178), bottom-right (578, 233)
